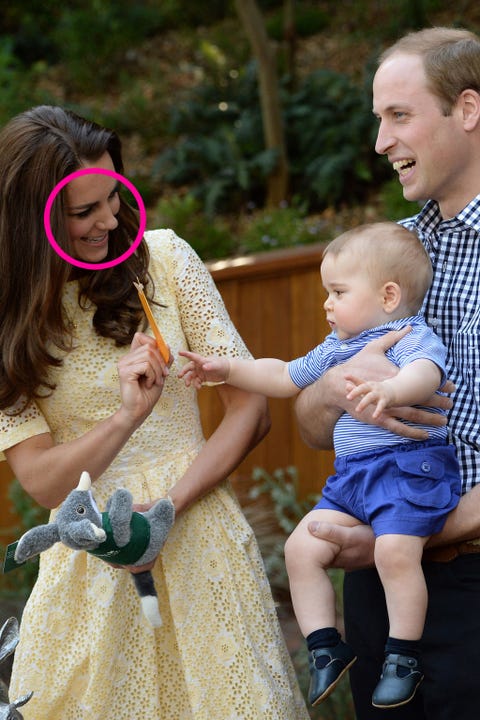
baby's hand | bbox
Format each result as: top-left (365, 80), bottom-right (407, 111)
top-left (345, 375), bottom-right (396, 419)
top-left (178, 350), bottom-right (230, 389)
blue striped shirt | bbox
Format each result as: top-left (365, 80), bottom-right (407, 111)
top-left (401, 197), bottom-right (480, 494)
top-left (289, 316), bottom-right (448, 457)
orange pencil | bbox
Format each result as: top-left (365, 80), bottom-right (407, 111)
top-left (133, 279), bottom-right (170, 362)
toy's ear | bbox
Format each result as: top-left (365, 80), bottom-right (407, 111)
top-left (14, 524), bottom-right (61, 564)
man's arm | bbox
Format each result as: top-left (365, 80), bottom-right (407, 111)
top-left (428, 485), bottom-right (480, 546)
top-left (295, 328), bottom-right (452, 449)
top-left (308, 485), bottom-right (480, 573)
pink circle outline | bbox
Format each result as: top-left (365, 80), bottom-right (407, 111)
top-left (43, 168), bottom-right (146, 270)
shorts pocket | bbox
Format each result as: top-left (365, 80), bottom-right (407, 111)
top-left (394, 449), bottom-right (452, 509)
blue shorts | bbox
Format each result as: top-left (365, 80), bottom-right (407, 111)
top-left (314, 441), bottom-right (461, 537)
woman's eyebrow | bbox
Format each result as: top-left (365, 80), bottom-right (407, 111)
top-left (67, 181), bottom-right (119, 211)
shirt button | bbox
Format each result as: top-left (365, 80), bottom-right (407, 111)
top-left (421, 462), bottom-right (431, 473)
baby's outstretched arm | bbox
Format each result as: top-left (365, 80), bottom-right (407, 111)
top-left (345, 358), bottom-right (442, 419)
top-left (179, 350), bottom-right (299, 397)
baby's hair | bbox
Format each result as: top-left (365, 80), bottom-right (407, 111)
top-left (323, 222), bottom-right (432, 314)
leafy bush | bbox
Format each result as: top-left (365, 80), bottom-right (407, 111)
top-left (285, 67), bottom-right (378, 208)
top-left (266, 3), bottom-right (330, 40)
top-left (52, 1), bottom-right (167, 93)
top-left (238, 203), bottom-right (331, 254)
top-left (244, 466), bottom-right (354, 719)
top-left (377, 176), bottom-right (418, 221)
top-left (153, 61), bottom-right (279, 215)
top-left (153, 194), bottom-right (234, 259)
top-left (0, 39), bottom-right (55, 126)
top-left (0, 480), bottom-right (49, 601)
top-left (153, 60), bottom-right (380, 215)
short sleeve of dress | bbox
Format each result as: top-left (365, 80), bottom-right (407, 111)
top-left (146, 229), bottom-right (252, 360)
top-left (0, 396), bottom-right (51, 460)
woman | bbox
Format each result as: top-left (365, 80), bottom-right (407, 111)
top-left (0, 106), bottom-right (309, 719)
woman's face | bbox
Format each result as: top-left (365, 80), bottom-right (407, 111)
top-left (65, 152), bottom-right (120, 263)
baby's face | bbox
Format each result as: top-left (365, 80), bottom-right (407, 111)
top-left (321, 253), bottom-right (388, 340)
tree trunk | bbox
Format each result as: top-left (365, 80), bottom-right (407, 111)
top-left (234, 0), bottom-right (289, 207)
top-left (283, 0), bottom-right (297, 90)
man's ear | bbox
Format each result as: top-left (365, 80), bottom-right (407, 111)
top-left (458, 89), bottom-right (480, 131)
top-left (382, 281), bottom-right (402, 314)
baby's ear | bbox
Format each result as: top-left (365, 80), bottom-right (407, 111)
top-left (382, 281), bottom-right (402, 313)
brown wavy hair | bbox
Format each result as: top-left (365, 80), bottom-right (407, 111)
top-left (0, 105), bottom-right (153, 411)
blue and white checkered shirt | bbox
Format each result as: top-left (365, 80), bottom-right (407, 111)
top-left (401, 196), bottom-right (480, 494)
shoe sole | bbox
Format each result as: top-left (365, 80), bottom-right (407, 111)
top-left (371, 674), bottom-right (424, 709)
top-left (311, 656), bottom-right (358, 707)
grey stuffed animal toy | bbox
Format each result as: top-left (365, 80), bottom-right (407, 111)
top-left (14, 471), bottom-right (175, 627)
top-left (0, 617), bottom-right (32, 720)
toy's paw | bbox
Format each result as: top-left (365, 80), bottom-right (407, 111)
top-left (149, 497), bottom-right (175, 547)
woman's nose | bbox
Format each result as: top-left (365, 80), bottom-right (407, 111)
top-left (96, 208), bottom-right (118, 231)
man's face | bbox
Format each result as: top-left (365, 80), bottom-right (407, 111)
top-left (373, 52), bottom-right (470, 219)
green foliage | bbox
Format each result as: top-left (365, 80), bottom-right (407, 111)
top-left (52, 1), bottom-right (165, 93)
top-left (285, 68), bottom-right (378, 208)
top-left (153, 61), bottom-right (279, 215)
top-left (152, 196), bottom-right (332, 261)
top-left (0, 480), bottom-right (49, 601)
top-left (246, 466), bottom-right (353, 719)
top-left (247, 466), bottom-right (320, 593)
top-left (0, 38), bottom-right (55, 126)
top-left (154, 194), bottom-right (234, 259)
top-left (377, 177), bottom-right (418, 221)
top-left (250, 465), bottom-right (319, 534)
top-left (266, 4), bottom-right (330, 40)
top-left (154, 60), bottom-right (380, 215)
top-left (238, 204), bottom-right (331, 254)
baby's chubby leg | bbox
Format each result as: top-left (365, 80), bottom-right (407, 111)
top-left (285, 508), bottom-right (361, 637)
top-left (374, 534), bottom-right (429, 641)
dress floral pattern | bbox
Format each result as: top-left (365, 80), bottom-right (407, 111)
top-left (2, 230), bottom-right (308, 720)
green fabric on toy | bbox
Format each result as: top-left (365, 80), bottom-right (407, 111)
top-left (14, 471), bottom-right (175, 627)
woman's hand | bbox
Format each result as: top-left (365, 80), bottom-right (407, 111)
top-left (117, 333), bottom-right (171, 426)
top-left (110, 497), bottom-right (172, 573)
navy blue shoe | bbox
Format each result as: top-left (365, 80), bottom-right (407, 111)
top-left (372, 653), bottom-right (424, 708)
top-left (308, 640), bottom-right (357, 706)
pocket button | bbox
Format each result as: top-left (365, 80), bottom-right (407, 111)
top-left (421, 461), bottom-right (431, 473)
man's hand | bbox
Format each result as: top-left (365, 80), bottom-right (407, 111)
top-left (295, 326), bottom-right (454, 448)
top-left (307, 521), bottom-right (376, 571)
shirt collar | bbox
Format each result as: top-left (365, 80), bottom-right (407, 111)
top-left (410, 195), bottom-right (480, 235)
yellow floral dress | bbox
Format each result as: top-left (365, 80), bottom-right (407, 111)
top-left (2, 230), bottom-right (309, 720)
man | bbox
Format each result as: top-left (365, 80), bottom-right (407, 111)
top-left (295, 27), bottom-right (480, 719)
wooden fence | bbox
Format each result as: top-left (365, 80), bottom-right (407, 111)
top-left (199, 241), bottom-right (335, 497)
top-left (0, 242), bottom-right (336, 536)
